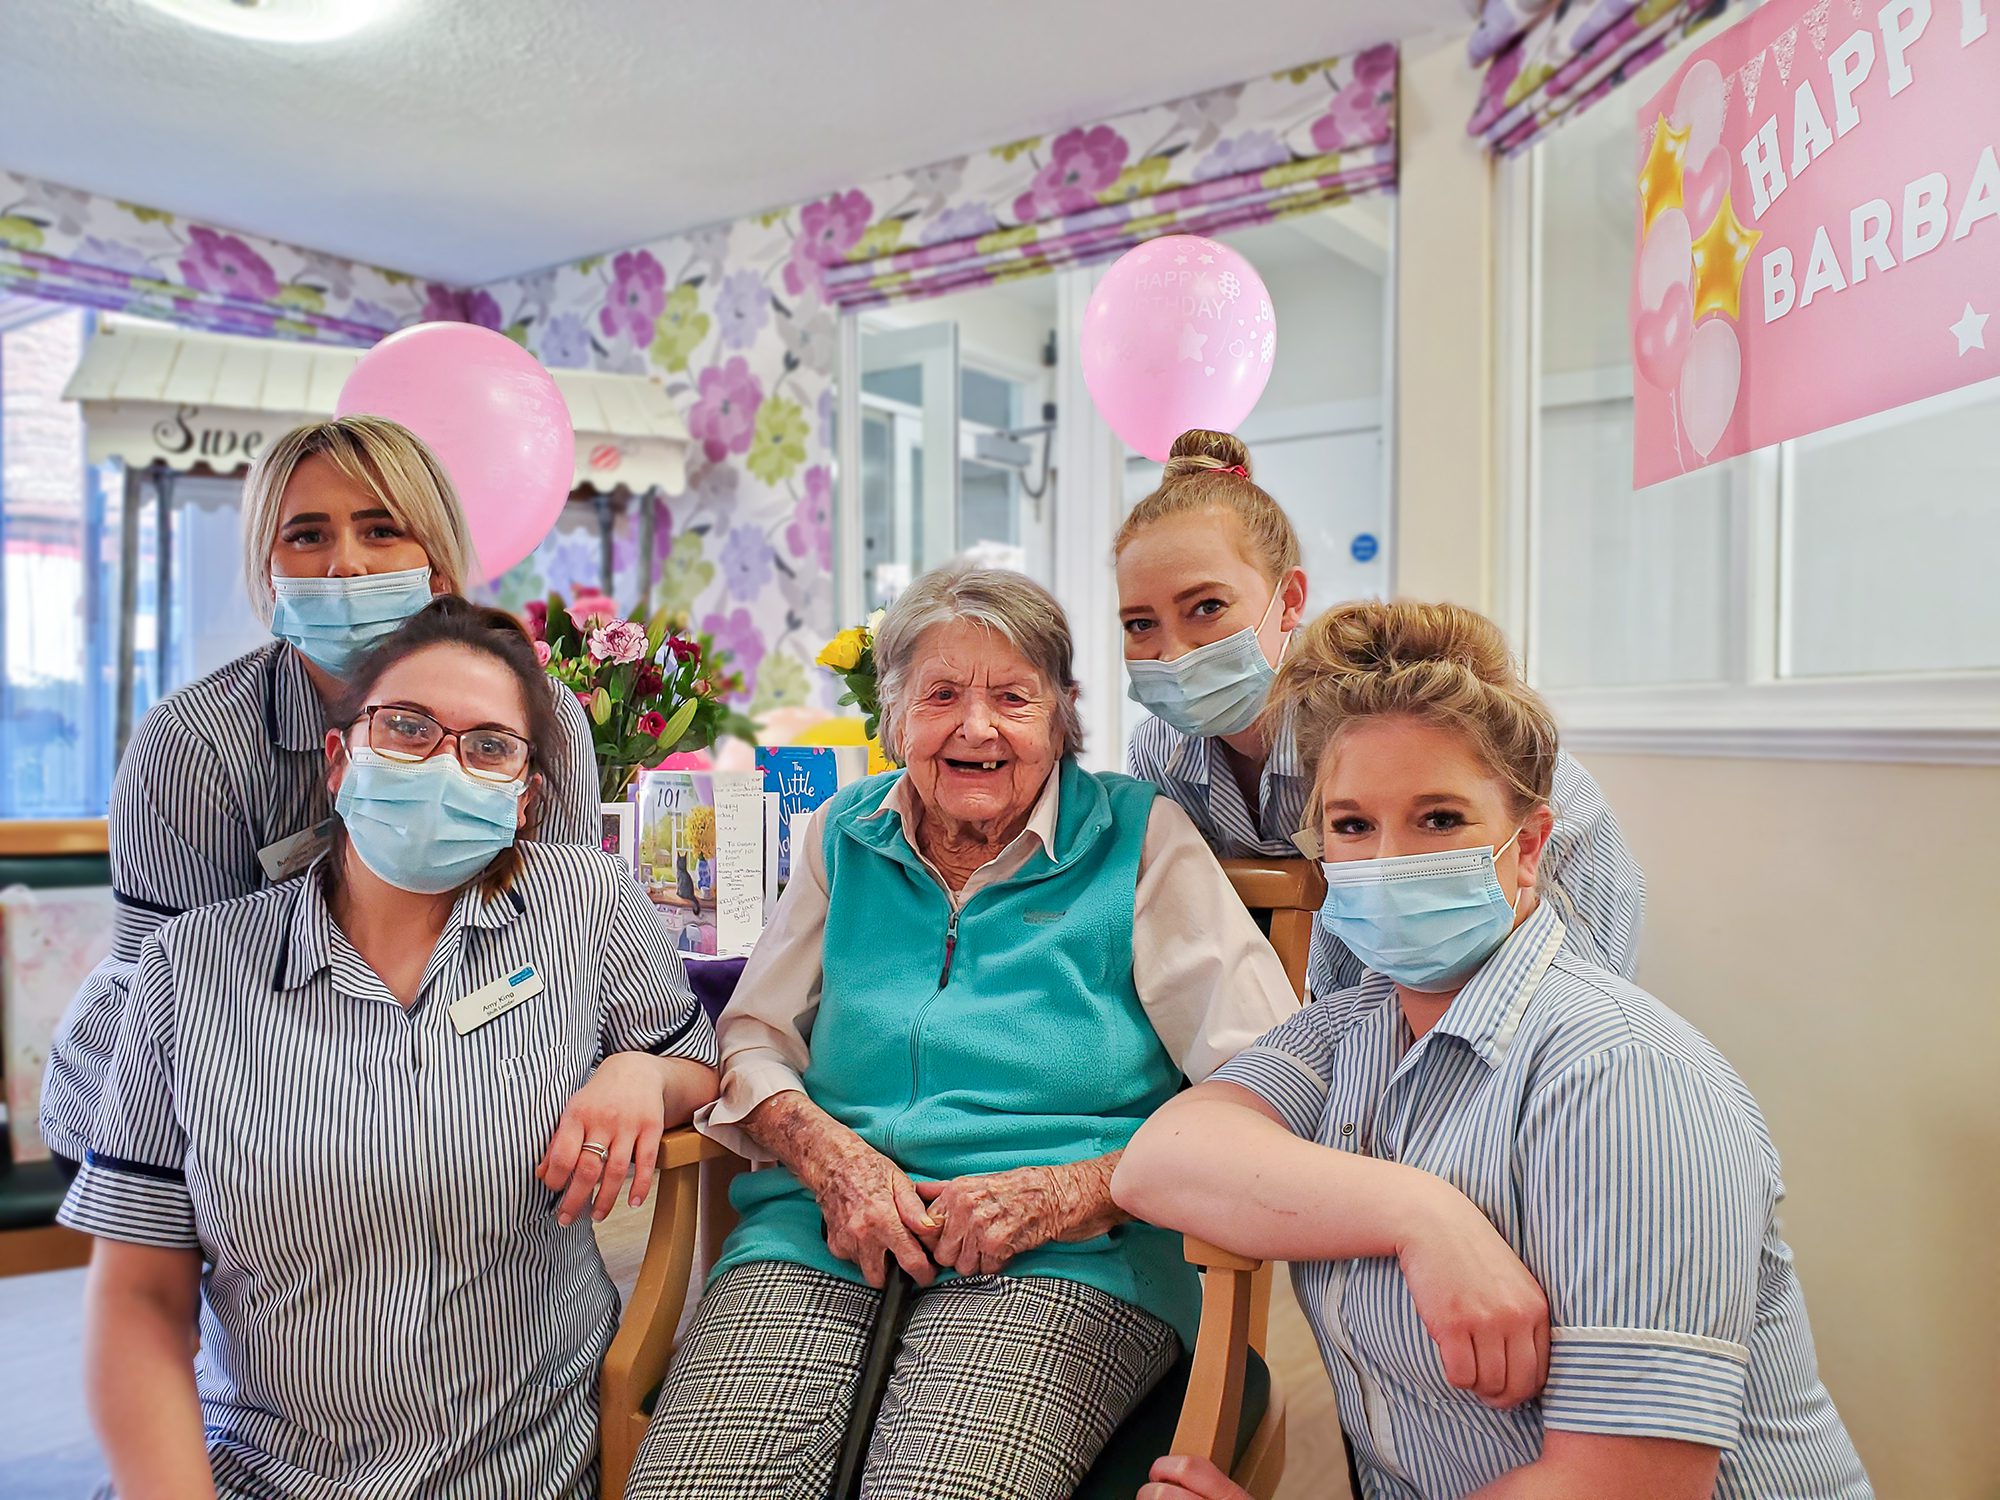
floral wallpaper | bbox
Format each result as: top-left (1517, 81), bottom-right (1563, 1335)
top-left (0, 167), bottom-right (453, 345)
top-left (4, 48), bottom-right (1400, 723)
top-left (476, 45), bottom-right (1402, 719)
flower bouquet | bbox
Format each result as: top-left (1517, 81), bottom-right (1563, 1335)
top-left (529, 588), bottom-right (759, 801)
top-left (815, 609), bottom-right (885, 742)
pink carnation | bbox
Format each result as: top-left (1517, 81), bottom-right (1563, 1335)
top-left (533, 640), bottom-right (551, 667)
top-left (523, 600), bottom-right (548, 641)
top-left (569, 591), bottom-right (619, 629)
top-left (587, 619), bottom-right (649, 665)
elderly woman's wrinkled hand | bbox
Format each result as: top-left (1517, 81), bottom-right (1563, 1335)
top-left (914, 1156), bottom-right (1125, 1277)
top-left (804, 1134), bottom-right (940, 1290)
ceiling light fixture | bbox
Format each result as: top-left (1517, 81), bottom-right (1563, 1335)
top-left (131, 0), bottom-right (404, 44)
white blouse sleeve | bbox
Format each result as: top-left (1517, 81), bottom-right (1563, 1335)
top-left (692, 814), bottom-right (831, 1162)
top-left (1130, 797), bottom-right (1301, 1082)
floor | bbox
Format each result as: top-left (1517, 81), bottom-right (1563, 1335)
top-left (3, 1208), bottom-right (1350, 1500)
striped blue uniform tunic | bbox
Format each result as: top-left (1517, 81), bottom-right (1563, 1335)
top-left (59, 843), bottom-right (716, 1500)
top-left (1126, 712), bottom-right (1646, 985)
top-left (39, 639), bottom-right (602, 1162)
top-left (1212, 900), bottom-right (1871, 1499)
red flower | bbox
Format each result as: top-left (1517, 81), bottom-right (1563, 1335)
top-left (634, 662), bottom-right (664, 696)
top-left (637, 710), bottom-right (668, 738)
top-left (574, 689), bottom-right (594, 708)
top-left (523, 599), bottom-right (548, 641)
top-left (666, 636), bottom-right (701, 664)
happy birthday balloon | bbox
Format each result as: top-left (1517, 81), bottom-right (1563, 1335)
top-left (1079, 236), bottom-right (1276, 462)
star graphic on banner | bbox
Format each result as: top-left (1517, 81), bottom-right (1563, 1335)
top-left (1950, 303), bottom-right (1990, 355)
top-left (1178, 324), bottom-right (1208, 362)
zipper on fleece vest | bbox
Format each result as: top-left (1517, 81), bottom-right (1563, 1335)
top-left (887, 907), bottom-right (962, 1159)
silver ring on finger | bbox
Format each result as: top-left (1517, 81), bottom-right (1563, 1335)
top-left (579, 1141), bottom-right (610, 1164)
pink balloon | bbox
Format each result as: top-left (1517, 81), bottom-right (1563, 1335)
top-left (1682, 147), bottom-right (1732, 239)
top-left (1635, 282), bottom-right (1694, 390)
top-left (1679, 316), bottom-right (1742, 459)
top-left (1637, 208), bottom-right (1693, 313)
top-left (1672, 58), bottom-right (1728, 165)
top-left (1079, 235), bottom-right (1275, 461)
top-left (336, 322), bottom-right (575, 582)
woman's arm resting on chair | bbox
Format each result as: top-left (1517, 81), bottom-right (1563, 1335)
top-left (1471, 1432), bottom-right (1720, 1499)
top-left (84, 1238), bottom-right (215, 1500)
top-left (1116, 1082), bottom-right (1550, 1408)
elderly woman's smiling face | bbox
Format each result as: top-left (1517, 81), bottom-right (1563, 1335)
top-left (898, 621), bottom-right (1062, 835)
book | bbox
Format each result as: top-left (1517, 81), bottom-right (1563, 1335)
top-left (635, 769), bottom-right (766, 958)
top-left (758, 745), bottom-right (860, 887)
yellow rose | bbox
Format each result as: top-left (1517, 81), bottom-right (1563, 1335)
top-left (817, 628), bottom-right (867, 672)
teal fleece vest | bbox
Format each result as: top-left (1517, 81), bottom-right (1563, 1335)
top-left (711, 758), bottom-right (1198, 1347)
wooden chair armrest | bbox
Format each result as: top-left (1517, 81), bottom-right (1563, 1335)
top-left (1171, 1234), bottom-right (1263, 1468)
top-left (601, 1132), bottom-right (705, 1430)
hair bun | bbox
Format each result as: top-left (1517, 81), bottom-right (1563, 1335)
top-left (1163, 429), bottom-right (1251, 481)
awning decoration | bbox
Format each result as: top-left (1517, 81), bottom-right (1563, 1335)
top-left (1469, 0), bottom-right (1739, 156)
top-left (815, 47), bottom-right (1401, 310)
top-left (62, 318), bottom-right (689, 493)
top-left (0, 169), bottom-right (449, 345)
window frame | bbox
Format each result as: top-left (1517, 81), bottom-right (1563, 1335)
top-left (1496, 137), bottom-right (2000, 768)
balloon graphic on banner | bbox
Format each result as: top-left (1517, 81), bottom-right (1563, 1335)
top-left (336, 322), bottom-right (575, 581)
top-left (1080, 235), bottom-right (1276, 462)
top-left (1680, 147), bottom-right (1733, 242)
top-left (1672, 60), bottom-right (1728, 165)
top-left (1680, 317), bottom-right (1742, 459)
top-left (1635, 207), bottom-right (1695, 390)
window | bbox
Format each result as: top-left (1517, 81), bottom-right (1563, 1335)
top-left (1501, 40), bottom-right (2000, 762)
top-left (0, 302), bottom-right (268, 816)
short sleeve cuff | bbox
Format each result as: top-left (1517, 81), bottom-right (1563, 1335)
top-left (58, 1154), bottom-right (199, 1251)
top-left (1542, 1326), bottom-right (1751, 1447)
top-left (1210, 1046), bottom-right (1328, 1139)
top-left (606, 1002), bottom-right (719, 1068)
top-left (695, 1052), bottom-right (808, 1163)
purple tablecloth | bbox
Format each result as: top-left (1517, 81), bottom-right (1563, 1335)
top-left (683, 955), bottom-right (748, 1024)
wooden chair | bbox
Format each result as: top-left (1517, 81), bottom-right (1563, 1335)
top-left (598, 857), bottom-right (1327, 1500)
top-left (0, 819), bottom-right (111, 1278)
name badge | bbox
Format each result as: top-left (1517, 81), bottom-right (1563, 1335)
top-left (257, 820), bottom-right (333, 882)
top-left (449, 963), bottom-right (546, 1037)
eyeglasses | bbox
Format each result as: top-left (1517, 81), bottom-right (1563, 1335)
top-left (353, 704), bottom-right (531, 782)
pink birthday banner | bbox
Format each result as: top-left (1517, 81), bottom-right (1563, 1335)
top-left (1632, 0), bottom-right (1999, 488)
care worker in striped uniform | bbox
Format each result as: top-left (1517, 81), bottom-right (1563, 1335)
top-left (40, 416), bottom-right (602, 1176)
top-left (1116, 430), bottom-right (1646, 995)
top-left (1116, 602), bottom-right (1870, 1500)
top-left (61, 599), bottom-right (719, 1500)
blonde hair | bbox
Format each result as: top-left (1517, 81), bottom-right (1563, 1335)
top-left (1113, 429), bottom-right (1302, 583)
top-left (241, 416), bottom-right (476, 623)
top-left (1271, 601), bottom-right (1558, 819)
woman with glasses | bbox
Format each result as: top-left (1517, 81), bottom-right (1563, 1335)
top-left (40, 416), bottom-right (601, 1179)
top-left (60, 598), bottom-right (719, 1500)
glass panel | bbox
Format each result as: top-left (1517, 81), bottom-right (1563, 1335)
top-left (1, 306), bottom-right (107, 816)
top-left (1531, 70), bottom-right (1739, 690)
top-left (1784, 383), bottom-right (2000, 677)
top-left (858, 321), bottom-right (959, 609)
top-left (960, 366), bottom-right (1018, 430)
top-left (1533, 402), bottom-right (1733, 689)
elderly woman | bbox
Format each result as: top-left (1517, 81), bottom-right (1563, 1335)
top-left (623, 567), bottom-right (1300, 1499)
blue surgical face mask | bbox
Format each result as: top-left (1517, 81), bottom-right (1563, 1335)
top-left (1125, 587), bottom-right (1285, 739)
top-left (334, 746), bottom-right (524, 895)
top-left (1316, 830), bottom-right (1523, 993)
top-left (271, 566), bottom-right (434, 678)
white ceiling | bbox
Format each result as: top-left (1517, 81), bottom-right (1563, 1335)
top-left (0, 0), bottom-right (1468, 286)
